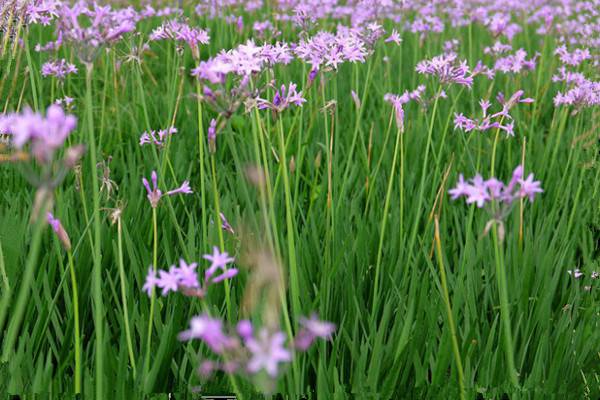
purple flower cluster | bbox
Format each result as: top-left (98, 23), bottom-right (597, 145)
top-left (139, 127), bottom-right (177, 147)
top-left (384, 85), bottom-right (426, 131)
top-left (416, 53), bottom-right (473, 87)
top-left (179, 313), bottom-right (335, 378)
top-left (143, 247), bottom-right (237, 297)
top-left (142, 170), bottom-right (192, 208)
top-left (0, 104), bottom-right (77, 162)
top-left (454, 90), bottom-right (534, 137)
top-left (493, 49), bottom-right (538, 75)
top-left (257, 82), bottom-right (306, 113)
top-left (449, 165), bottom-right (543, 208)
top-left (41, 59), bottom-right (78, 80)
top-left (192, 40), bottom-right (293, 85)
top-left (38, 2), bottom-right (137, 61)
top-left (149, 19), bottom-right (209, 58)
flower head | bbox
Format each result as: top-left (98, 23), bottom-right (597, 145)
top-left (246, 329), bottom-right (291, 377)
top-left (257, 82), bottom-right (306, 114)
top-left (41, 59), bottom-right (77, 81)
top-left (0, 104), bottom-right (77, 163)
top-left (142, 170), bottom-right (192, 208)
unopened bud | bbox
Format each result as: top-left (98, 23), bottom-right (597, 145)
top-left (64, 144), bottom-right (86, 169)
top-left (47, 212), bottom-right (71, 251)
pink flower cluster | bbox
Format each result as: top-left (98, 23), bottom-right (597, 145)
top-left (139, 127), bottom-right (177, 147)
top-left (454, 90), bottom-right (534, 137)
top-left (416, 53), bottom-right (473, 87)
top-left (41, 59), bottom-right (78, 80)
top-left (257, 82), bottom-right (306, 113)
top-left (149, 19), bottom-right (210, 57)
top-left (142, 170), bottom-right (192, 208)
top-left (179, 313), bottom-right (335, 378)
top-left (449, 165), bottom-right (543, 208)
top-left (0, 104), bottom-right (77, 162)
top-left (142, 247), bottom-right (237, 297)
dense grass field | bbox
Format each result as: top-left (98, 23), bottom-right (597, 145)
top-left (0, 0), bottom-right (599, 398)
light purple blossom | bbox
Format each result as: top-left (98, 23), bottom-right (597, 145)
top-left (141, 170), bottom-right (192, 208)
top-left (178, 314), bottom-right (234, 353)
top-left (567, 269), bottom-right (584, 279)
top-left (246, 329), bottom-right (292, 377)
top-left (295, 315), bottom-right (336, 351)
top-left (47, 212), bottom-right (71, 250)
top-left (139, 127), bottom-right (177, 147)
top-left (149, 19), bottom-right (209, 58)
top-left (416, 53), bottom-right (473, 87)
top-left (41, 59), bottom-right (77, 80)
top-left (257, 82), bottom-right (306, 113)
top-left (0, 104), bottom-right (77, 163)
top-left (203, 246), bottom-right (237, 283)
top-left (454, 91), bottom-right (534, 137)
top-left (385, 30), bottom-right (402, 46)
top-left (449, 165), bottom-right (543, 209)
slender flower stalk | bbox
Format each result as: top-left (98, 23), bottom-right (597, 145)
top-left (434, 218), bottom-right (465, 400)
top-left (85, 62), bottom-right (104, 400)
top-left (492, 220), bottom-right (519, 387)
top-left (117, 216), bottom-right (136, 377)
top-left (67, 250), bottom-right (81, 394)
top-left (143, 207), bottom-right (158, 391)
top-left (371, 107), bottom-right (403, 315)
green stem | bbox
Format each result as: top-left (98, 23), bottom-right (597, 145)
top-left (117, 218), bottom-right (137, 378)
top-left (144, 207), bottom-right (158, 390)
top-left (0, 201), bottom-right (47, 361)
top-left (209, 155), bottom-right (232, 321)
top-left (85, 63), bottom-right (104, 399)
top-left (277, 117), bottom-right (301, 318)
top-left (371, 124), bottom-right (402, 316)
top-left (196, 82), bottom-right (208, 248)
top-left (67, 250), bottom-right (81, 394)
top-left (492, 224), bottom-right (519, 387)
top-left (434, 219), bottom-right (465, 400)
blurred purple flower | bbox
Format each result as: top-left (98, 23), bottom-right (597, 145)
top-left (246, 329), bottom-right (291, 377)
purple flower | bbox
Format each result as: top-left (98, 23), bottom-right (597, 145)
top-left (139, 127), bottom-right (177, 147)
top-left (246, 329), bottom-right (291, 377)
top-left (454, 91), bottom-right (534, 137)
top-left (53, 3), bottom-right (136, 62)
top-left (142, 267), bottom-right (158, 296)
top-left (493, 49), bottom-right (538, 75)
top-left (385, 30), bottom-right (402, 46)
top-left (237, 320), bottom-right (253, 341)
top-left (567, 269), bottom-right (584, 279)
top-left (294, 315), bottom-right (336, 351)
top-left (555, 46), bottom-right (590, 67)
top-left (0, 104), bottom-right (77, 163)
top-left (41, 59), bottom-right (77, 80)
top-left (149, 19), bottom-right (209, 59)
top-left (171, 259), bottom-right (199, 288)
top-left (416, 53), bottom-right (473, 87)
top-left (518, 174), bottom-right (544, 202)
top-left (47, 212), bottom-right (71, 250)
top-left (142, 171), bottom-right (192, 208)
top-left (383, 94), bottom-right (405, 132)
top-left (220, 212), bottom-right (234, 234)
top-left (179, 314), bottom-right (234, 353)
top-left (203, 246), bottom-right (237, 283)
top-left (156, 268), bottom-right (180, 295)
top-left (449, 165), bottom-right (543, 209)
top-left (257, 82), bottom-right (306, 113)
top-left (207, 118), bottom-right (217, 153)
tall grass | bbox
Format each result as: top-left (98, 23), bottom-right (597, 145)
top-left (0, 3), bottom-right (598, 399)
